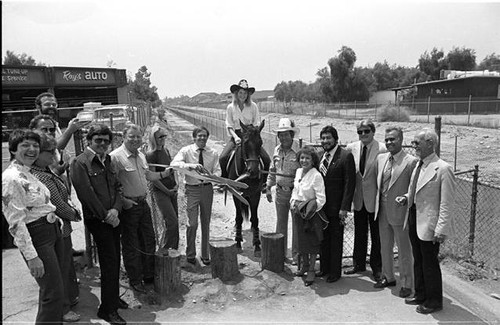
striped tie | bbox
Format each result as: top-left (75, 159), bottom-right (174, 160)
top-left (381, 156), bottom-right (393, 194)
top-left (320, 152), bottom-right (330, 176)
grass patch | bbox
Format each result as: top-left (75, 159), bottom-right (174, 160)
top-left (377, 105), bottom-right (410, 122)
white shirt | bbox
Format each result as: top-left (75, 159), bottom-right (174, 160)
top-left (290, 167), bottom-right (326, 212)
top-left (225, 101), bottom-right (260, 131)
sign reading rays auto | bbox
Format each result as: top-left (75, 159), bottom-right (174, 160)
top-left (54, 68), bottom-right (116, 86)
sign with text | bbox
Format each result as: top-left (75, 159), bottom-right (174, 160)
top-left (53, 67), bottom-right (117, 86)
top-left (2, 67), bottom-right (47, 87)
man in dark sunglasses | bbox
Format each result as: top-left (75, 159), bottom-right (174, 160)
top-left (345, 119), bottom-right (387, 282)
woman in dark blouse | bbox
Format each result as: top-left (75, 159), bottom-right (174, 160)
top-left (146, 125), bottom-right (179, 250)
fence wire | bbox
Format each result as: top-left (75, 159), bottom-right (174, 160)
top-left (169, 105), bottom-right (500, 270)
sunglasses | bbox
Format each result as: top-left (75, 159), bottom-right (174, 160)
top-left (158, 135), bottom-right (167, 139)
top-left (41, 149), bottom-right (57, 154)
top-left (357, 129), bottom-right (372, 135)
top-left (40, 127), bottom-right (56, 133)
top-left (93, 138), bottom-right (111, 144)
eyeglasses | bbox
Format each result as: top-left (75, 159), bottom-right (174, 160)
top-left (93, 138), bottom-right (111, 144)
top-left (158, 135), bottom-right (167, 139)
top-left (40, 127), bottom-right (56, 133)
top-left (384, 137), bottom-right (396, 142)
top-left (357, 129), bottom-right (372, 135)
top-left (41, 149), bottom-right (57, 154)
top-left (411, 139), bottom-right (431, 146)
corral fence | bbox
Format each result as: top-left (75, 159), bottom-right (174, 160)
top-left (168, 105), bottom-right (500, 270)
top-left (192, 97), bottom-right (500, 129)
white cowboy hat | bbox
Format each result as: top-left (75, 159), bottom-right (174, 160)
top-left (274, 118), bottom-right (300, 136)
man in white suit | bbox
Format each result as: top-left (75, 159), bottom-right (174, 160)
top-left (345, 119), bottom-right (386, 280)
top-left (374, 127), bottom-right (417, 298)
top-left (396, 128), bottom-right (456, 314)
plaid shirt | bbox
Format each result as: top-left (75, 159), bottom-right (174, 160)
top-left (31, 165), bottom-right (81, 237)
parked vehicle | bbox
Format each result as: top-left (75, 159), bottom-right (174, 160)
top-left (93, 105), bottom-right (136, 131)
top-left (76, 110), bottom-right (95, 123)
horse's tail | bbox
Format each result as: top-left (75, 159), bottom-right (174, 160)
top-left (242, 204), bottom-right (250, 222)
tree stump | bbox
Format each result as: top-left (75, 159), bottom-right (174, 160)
top-left (261, 232), bottom-right (285, 273)
top-left (209, 237), bottom-right (239, 281)
top-left (154, 248), bottom-right (181, 297)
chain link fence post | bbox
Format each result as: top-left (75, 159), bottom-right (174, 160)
top-left (468, 165), bottom-right (479, 259)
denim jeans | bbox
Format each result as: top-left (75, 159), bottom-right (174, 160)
top-left (120, 200), bottom-right (156, 284)
top-left (274, 187), bottom-right (295, 257)
top-left (61, 235), bottom-right (78, 314)
top-left (153, 189), bottom-right (179, 250)
top-left (86, 219), bottom-right (121, 313)
top-left (26, 220), bottom-right (65, 325)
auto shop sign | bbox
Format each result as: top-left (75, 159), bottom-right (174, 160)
top-left (54, 67), bottom-right (116, 86)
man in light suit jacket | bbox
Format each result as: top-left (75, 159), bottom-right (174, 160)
top-left (345, 119), bottom-right (386, 280)
top-left (374, 127), bottom-right (417, 298)
top-left (318, 125), bottom-right (356, 283)
top-left (396, 128), bottom-right (456, 314)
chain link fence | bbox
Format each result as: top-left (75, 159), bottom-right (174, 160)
top-left (168, 105), bottom-right (500, 270)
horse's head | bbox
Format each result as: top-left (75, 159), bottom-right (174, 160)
top-left (239, 120), bottom-right (265, 179)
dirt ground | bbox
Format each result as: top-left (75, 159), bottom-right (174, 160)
top-left (93, 110), bottom-right (499, 322)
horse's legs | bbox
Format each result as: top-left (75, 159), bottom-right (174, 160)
top-left (234, 200), bottom-right (243, 250)
top-left (250, 193), bottom-right (261, 256)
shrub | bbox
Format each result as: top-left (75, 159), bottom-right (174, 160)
top-left (377, 105), bottom-right (411, 122)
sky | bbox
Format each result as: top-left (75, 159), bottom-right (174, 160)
top-left (2, 0), bottom-right (500, 98)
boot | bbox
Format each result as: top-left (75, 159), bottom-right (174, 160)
top-left (305, 254), bottom-right (316, 286)
top-left (294, 254), bottom-right (309, 276)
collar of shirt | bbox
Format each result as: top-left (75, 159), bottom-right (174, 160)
top-left (421, 152), bottom-right (436, 167)
top-left (87, 146), bottom-right (107, 164)
top-left (391, 150), bottom-right (404, 163)
top-left (325, 144), bottom-right (339, 161)
top-left (123, 144), bottom-right (140, 157)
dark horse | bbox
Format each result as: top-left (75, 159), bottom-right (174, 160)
top-left (226, 120), bottom-right (267, 257)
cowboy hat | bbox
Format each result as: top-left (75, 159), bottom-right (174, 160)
top-left (274, 118), bottom-right (300, 136)
top-left (230, 79), bottom-right (255, 95)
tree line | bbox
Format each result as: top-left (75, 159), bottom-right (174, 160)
top-left (274, 46), bottom-right (500, 104)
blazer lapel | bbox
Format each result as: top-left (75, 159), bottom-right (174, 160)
top-left (389, 152), bottom-right (406, 189)
top-left (416, 158), bottom-right (438, 193)
top-left (328, 147), bottom-right (342, 172)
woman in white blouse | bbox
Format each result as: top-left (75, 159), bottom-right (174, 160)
top-left (219, 79), bottom-right (270, 179)
top-left (290, 146), bottom-right (326, 286)
top-left (2, 129), bottom-right (64, 324)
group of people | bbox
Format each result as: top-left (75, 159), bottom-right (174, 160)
top-left (2, 78), bottom-right (456, 325)
top-left (266, 117), bottom-right (456, 315)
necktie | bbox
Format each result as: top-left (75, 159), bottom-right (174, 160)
top-left (320, 152), bottom-right (330, 176)
top-left (410, 160), bottom-right (424, 206)
top-left (381, 156), bottom-right (393, 194)
top-left (198, 148), bottom-right (204, 166)
top-left (360, 145), bottom-right (367, 175)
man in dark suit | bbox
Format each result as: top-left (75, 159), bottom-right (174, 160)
top-left (397, 128), bottom-right (456, 314)
top-left (317, 125), bottom-right (356, 283)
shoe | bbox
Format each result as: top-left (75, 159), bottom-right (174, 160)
top-left (399, 287), bottom-right (412, 298)
top-left (97, 310), bottom-right (127, 325)
top-left (326, 275), bottom-right (340, 283)
top-left (130, 282), bottom-right (147, 294)
top-left (143, 277), bottom-right (154, 284)
top-left (294, 268), bottom-right (307, 277)
top-left (344, 267), bottom-right (366, 275)
top-left (118, 298), bottom-right (128, 309)
top-left (187, 257), bottom-right (196, 265)
top-left (416, 305), bottom-right (443, 314)
top-left (63, 310), bottom-right (80, 322)
top-left (315, 271), bottom-right (326, 277)
top-left (405, 297), bottom-right (425, 305)
top-left (373, 278), bottom-right (396, 288)
top-left (201, 257), bottom-right (211, 265)
top-left (304, 280), bottom-right (314, 286)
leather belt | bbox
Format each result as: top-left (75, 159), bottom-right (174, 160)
top-left (125, 195), bottom-right (147, 202)
top-left (277, 184), bottom-right (293, 192)
top-left (187, 182), bottom-right (212, 187)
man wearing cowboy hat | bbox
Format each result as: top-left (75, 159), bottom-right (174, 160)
top-left (220, 79), bottom-right (270, 184)
top-left (266, 118), bottom-right (301, 263)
